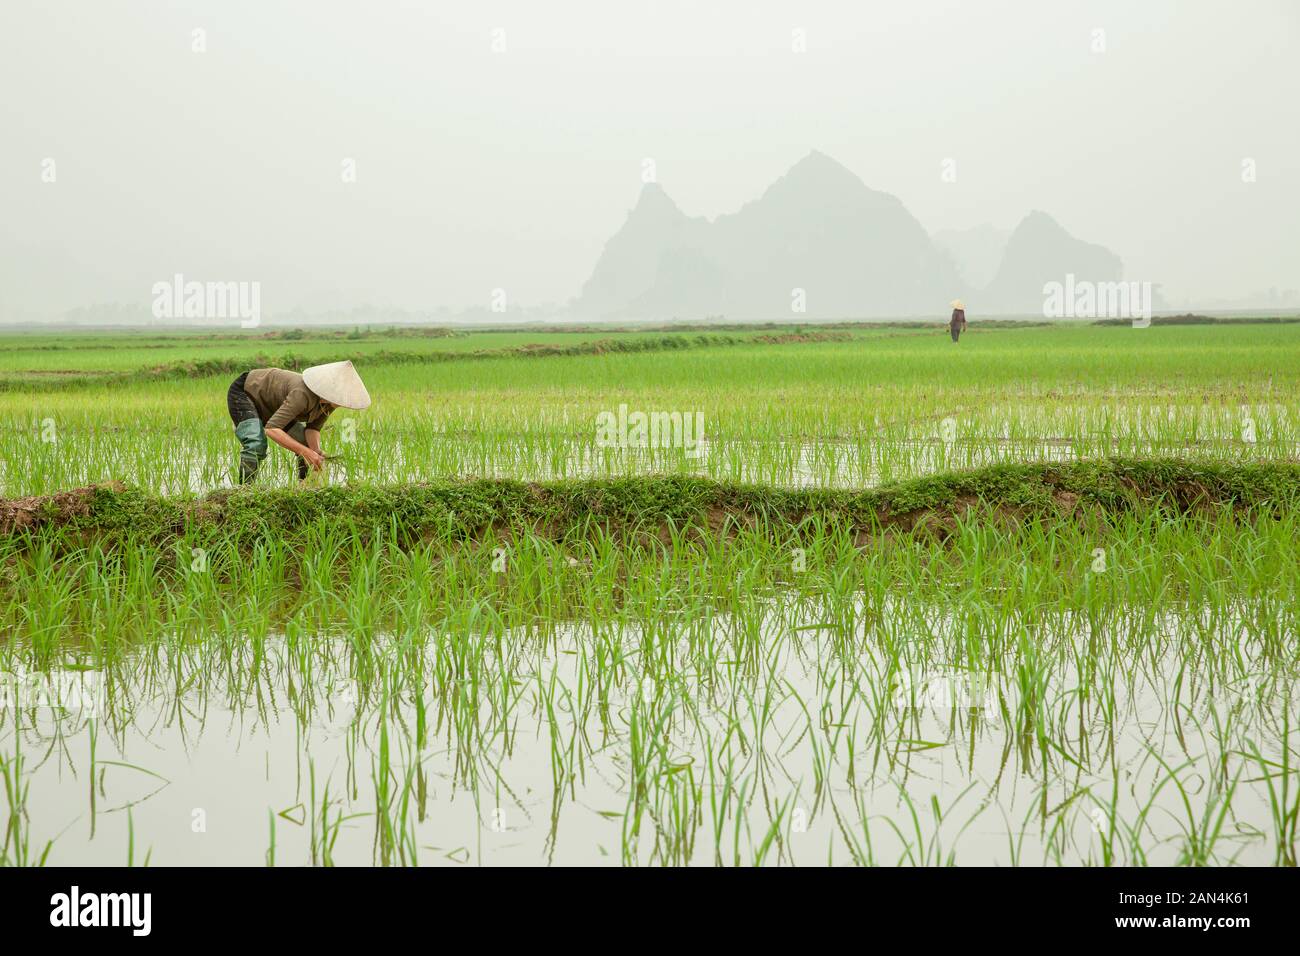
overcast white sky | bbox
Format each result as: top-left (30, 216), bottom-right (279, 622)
top-left (2, 0), bottom-right (1297, 316)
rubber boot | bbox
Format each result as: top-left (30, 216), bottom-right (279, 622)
top-left (234, 418), bottom-right (268, 484)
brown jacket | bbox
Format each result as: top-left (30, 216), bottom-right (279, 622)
top-left (950, 308), bottom-right (966, 329)
top-left (243, 368), bottom-right (332, 432)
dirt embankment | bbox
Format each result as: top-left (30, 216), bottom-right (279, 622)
top-left (0, 481), bottom-right (128, 535)
top-left (749, 331), bottom-right (853, 345)
top-left (2, 459), bottom-right (1295, 551)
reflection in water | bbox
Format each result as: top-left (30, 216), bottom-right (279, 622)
top-left (4, 600), bottom-right (1295, 866)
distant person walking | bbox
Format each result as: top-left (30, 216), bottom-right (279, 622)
top-left (949, 299), bottom-right (967, 342)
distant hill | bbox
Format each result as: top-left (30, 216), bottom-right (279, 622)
top-left (578, 151), bottom-right (964, 320)
top-left (982, 210), bottom-right (1126, 314)
top-left (577, 153), bottom-right (1136, 320)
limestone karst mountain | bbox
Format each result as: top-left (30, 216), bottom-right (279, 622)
top-left (578, 151), bottom-right (963, 319)
top-left (981, 210), bottom-right (1126, 315)
top-left (576, 152), bottom-right (1128, 320)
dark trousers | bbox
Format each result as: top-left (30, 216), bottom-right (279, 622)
top-left (950, 325), bottom-right (961, 342)
top-left (227, 373), bottom-right (309, 483)
top-left (227, 372), bottom-right (258, 425)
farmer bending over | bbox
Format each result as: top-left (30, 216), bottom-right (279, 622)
top-left (226, 361), bottom-right (371, 484)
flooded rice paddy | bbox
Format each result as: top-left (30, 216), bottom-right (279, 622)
top-left (6, 599), bottom-right (1296, 866)
top-left (4, 400), bottom-right (1299, 496)
top-left (3, 326), bottom-right (1299, 867)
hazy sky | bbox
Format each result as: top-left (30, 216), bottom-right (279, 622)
top-left (2, 0), bottom-right (1297, 317)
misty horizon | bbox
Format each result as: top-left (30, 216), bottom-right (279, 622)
top-left (2, 1), bottom-right (1297, 322)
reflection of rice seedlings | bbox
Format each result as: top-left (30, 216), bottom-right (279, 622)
top-left (1239, 711), bottom-right (1300, 866)
top-left (1, 732), bottom-right (51, 866)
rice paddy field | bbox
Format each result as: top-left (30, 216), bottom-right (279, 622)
top-left (2, 320), bottom-right (1298, 867)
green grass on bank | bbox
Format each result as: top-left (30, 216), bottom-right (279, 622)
top-left (7, 458), bottom-right (1297, 550)
top-left (0, 327), bottom-right (863, 387)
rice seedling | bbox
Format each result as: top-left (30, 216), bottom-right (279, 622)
top-left (1, 323), bottom-right (1297, 865)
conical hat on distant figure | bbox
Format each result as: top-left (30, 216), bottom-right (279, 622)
top-left (950, 299), bottom-right (965, 309)
top-left (302, 360), bottom-right (371, 410)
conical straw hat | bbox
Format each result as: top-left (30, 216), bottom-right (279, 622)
top-left (302, 360), bottom-right (371, 410)
top-left (950, 299), bottom-right (965, 309)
